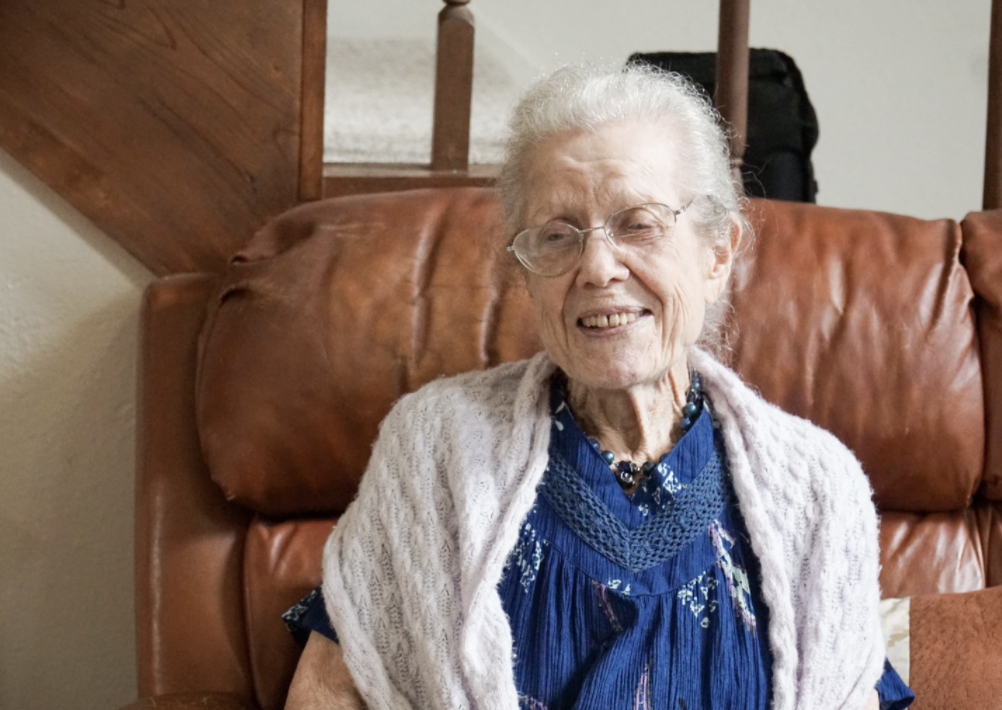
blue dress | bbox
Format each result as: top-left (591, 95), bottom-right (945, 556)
top-left (285, 374), bottom-right (914, 710)
top-left (496, 377), bottom-right (770, 709)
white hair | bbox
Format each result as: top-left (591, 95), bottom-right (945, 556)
top-left (498, 63), bottom-right (750, 352)
top-left (499, 62), bottom-right (748, 248)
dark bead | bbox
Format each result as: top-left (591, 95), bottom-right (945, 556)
top-left (589, 438), bottom-right (602, 451)
top-left (619, 471), bottom-right (634, 485)
top-left (642, 460), bottom-right (656, 473)
top-left (680, 416), bottom-right (693, 430)
top-left (602, 450), bottom-right (616, 465)
top-left (683, 402), bottom-right (699, 418)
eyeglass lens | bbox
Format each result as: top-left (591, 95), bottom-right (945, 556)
top-left (514, 204), bottom-right (676, 276)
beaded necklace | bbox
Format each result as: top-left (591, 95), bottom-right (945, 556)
top-left (586, 372), bottom-right (704, 489)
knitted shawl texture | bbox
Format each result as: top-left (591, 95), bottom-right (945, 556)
top-left (321, 350), bottom-right (886, 710)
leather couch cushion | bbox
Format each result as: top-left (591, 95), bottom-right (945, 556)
top-left (243, 517), bottom-right (334, 710)
top-left (197, 189), bottom-right (540, 516)
top-left (197, 190), bottom-right (984, 516)
top-left (878, 508), bottom-right (991, 597)
top-left (730, 201), bottom-right (982, 511)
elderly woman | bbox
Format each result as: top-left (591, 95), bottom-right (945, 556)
top-left (284, 65), bottom-right (913, 710)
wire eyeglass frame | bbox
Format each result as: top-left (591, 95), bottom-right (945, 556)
top-left (506, 201), bottom-right (693, 276)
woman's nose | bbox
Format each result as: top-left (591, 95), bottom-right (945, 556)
top-left (575, 228), bottom-right (630, 287)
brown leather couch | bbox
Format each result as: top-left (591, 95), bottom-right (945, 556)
top-left (123, 188), bottom-right (1002, 710)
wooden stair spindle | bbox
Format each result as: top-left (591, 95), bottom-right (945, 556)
top-left (432, 0), bottom-right (475, 172)
top-left (300, 0), bottom-right (329, 202)
top-left (985, 0), bottom-right (1002, 210)
top-left (715, 0), bottom-right (751, 188)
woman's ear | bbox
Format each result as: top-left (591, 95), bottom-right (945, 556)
top-left (703, 215), bottom-right (742, 305)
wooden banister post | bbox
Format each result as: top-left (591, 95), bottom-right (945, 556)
top-left (985, 0), bottom-right (1002, 210)
top-left (431, 0), bottom-right (475, 172)
top-left (715, 0), bottom-right (751, 188)
top-left (300, 0), bottom-right (328, 201)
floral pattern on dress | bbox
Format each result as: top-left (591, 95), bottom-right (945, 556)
top-left (676, 571), bottom-right (720, 628)
top-left (594, 580), bottom-right (626, 633)
top-left (659, 463), bottom-right (684, 497)
top-left (511, 520), bottom-right (548, 593)
top-left (633, 461), bottom-right (685, 517)
top-left (711, 521), bottom-right (757, 630)
top-left (634, 661), bottom-right (652, 710)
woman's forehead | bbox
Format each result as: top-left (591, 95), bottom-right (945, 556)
top-left (524, 121), bottom-right (682, 222)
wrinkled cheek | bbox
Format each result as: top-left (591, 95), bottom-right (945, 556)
top-left (534, 306), bottom-right (571, 366)
top-left (525, 282), bottom-right (568, 362)
top-left (663, 286), bottom-right (702, 351)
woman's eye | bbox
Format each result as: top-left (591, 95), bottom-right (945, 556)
top-left (613, 208), bottom-right (663, 236)
top-left (541, 229), bottom-right (574, 245)
top-left (620, 221), bottom-right (660, 238)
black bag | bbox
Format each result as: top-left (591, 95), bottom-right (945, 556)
top-left (628, 49), bottom-right (819, 203)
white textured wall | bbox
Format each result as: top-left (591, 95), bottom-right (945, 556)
top-left (0, 147), bottom-right (151, 710)
top-left (331, 0), bottom-right (992, 220)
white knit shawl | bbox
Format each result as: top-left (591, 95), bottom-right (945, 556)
top-left (322, 350), bottom-right (886, 710)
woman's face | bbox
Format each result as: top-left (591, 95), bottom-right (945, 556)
top-left (521, 119), bottom-right (735, 393)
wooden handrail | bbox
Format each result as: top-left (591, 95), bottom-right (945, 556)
top-left (715, 0), bottom-right (751, 186)
top-left (985, 0), bottom-right (1002, 210)
top-left (431, 0), bottom-right (475, 172)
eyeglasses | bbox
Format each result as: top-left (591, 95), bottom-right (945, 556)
top-left (506, 201), bottom-right (693, 276)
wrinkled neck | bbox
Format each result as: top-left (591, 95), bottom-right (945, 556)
top-left (566, 359), bottom-right (690, 464)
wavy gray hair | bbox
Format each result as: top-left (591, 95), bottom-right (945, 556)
top-left (498, 63), bottom-right (749, 352)
top-left (499, 62), bottom-right (747, 246)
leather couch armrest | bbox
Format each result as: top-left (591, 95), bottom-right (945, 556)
top-left (136, 275), bottom-right (255, 697)
top-left (909, 584), bottom-right (1002, 707)
top-left (116, 693), bottom-right (258, 710)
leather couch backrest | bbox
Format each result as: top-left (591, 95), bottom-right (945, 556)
top-left (197, 189), bottom-right (984, 517)
top-left (731, 200), bottom-right (982, 511)
top-left (197, 188), bottom-right (540, 516)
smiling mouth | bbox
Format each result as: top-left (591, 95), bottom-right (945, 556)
top-left (579, 310), bottom-right (646, 329)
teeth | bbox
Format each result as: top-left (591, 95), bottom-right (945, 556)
top-left (582, 311), bottom-right (640, 328)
